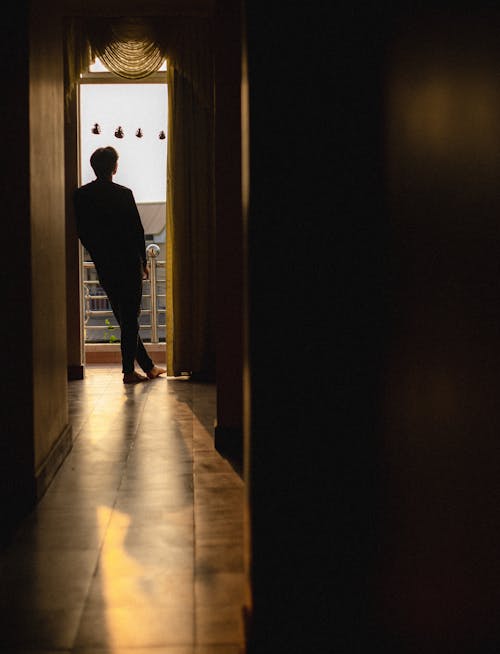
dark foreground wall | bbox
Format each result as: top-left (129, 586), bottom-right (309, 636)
top-left (376, 10), bottom-right (500, 652)
top-left (0, 1), bottom-right (34, 543)
top-left (245, 4), bottom-right (500, 652)
top-left (0, 0), bottom-right (70, 545)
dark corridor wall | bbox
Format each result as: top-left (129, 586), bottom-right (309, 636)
top-left (377, 11), bottom-right (500, 652)
top-left (246, 4), bottom-right (500, 653)
top-left (0, 1), bottom-right (33, 542)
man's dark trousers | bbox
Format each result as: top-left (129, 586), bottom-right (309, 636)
top-left (96, 260), bottom-right (154, 375)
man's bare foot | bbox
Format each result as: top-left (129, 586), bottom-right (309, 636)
top-left (123, 371), bottom-right (148, 384)
top-left (146, 365), bottom-right (167, 379)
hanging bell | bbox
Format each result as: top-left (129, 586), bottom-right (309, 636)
top-left (158, 130), bottom-right (166, 140)
top-left (136, 128), bottom-right (143, 138)
top-left (114, 126), bottom-right (124, 138)
top-left (91, 123), bottom-right (101, 135)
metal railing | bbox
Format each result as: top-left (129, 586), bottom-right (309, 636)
top-left (83, 244), bottom-right (166, 344)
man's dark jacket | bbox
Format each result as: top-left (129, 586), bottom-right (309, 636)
top-left (73, 180), bottom-right (147, 275)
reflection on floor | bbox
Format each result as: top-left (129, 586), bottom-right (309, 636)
top-left (0, 364), bottom-right (246, 654)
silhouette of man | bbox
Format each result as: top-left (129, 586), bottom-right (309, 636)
top-left (74, 146), bottom-right (166, 384)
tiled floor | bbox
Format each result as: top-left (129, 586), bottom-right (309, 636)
top-left (0, 364), bottom-right (246, 654)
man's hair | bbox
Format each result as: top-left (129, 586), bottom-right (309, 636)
top-left (90, 146), bottom-right (119, 179)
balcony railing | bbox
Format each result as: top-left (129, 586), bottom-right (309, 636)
top-left (83, 244), bottom-right (166, 344)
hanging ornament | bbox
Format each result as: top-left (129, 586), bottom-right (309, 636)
top-left (114, 126), bottom-right (124, 138)
top-left (158, 130), bottom-right (166, 140)
top-left (136, 128), bottom-right (143, 138)
top-left (91, 123), bottom-right (101, 135)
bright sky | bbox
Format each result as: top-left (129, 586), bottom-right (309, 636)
top-left (79, 83), bottom-right (168, 204)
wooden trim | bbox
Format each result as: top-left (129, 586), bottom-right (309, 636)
top-left (67, 364), bottom-right (84, 380)
top-left (35, 424), bottom-right (73, 501)
top-left (215, 425), bottom-right (243, 477)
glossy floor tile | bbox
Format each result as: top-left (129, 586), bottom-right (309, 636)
top-left (0, 365), bottom-right (246, 654)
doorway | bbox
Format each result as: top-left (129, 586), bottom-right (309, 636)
top-left (77, 58), bottom-right (168, 364)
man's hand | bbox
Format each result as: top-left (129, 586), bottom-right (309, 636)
top-left (142, 264), bottom-right (150, 280)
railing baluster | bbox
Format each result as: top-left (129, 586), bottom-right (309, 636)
top-left (83, 254), bottom-right (165, 344)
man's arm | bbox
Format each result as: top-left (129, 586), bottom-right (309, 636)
top-left (126, 188), bottom-right (148, 273)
